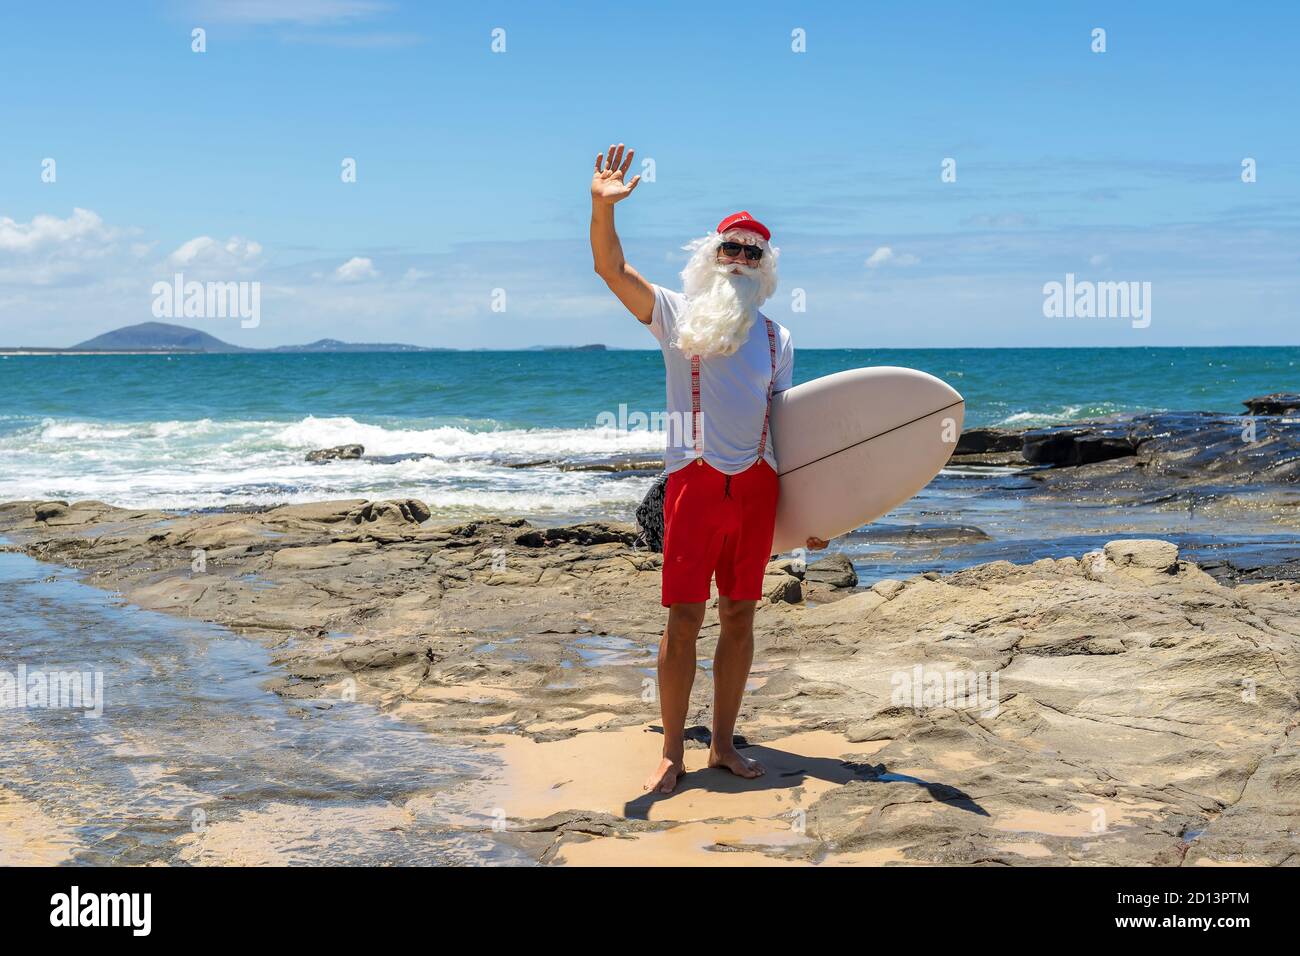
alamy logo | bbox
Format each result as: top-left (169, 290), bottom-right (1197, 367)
top-left (151, 272), bottom-right (261, 329)
top-left (49, 886), bottom-right (151, 936)
top-left (0, 664), bottom-right (103, 717)
top-left (891, 665), bottom-right (1000, 718)
top-left (595, 404), bottom-right (699, 450)
top-left (1042, 273), bottom-right (1151, 328)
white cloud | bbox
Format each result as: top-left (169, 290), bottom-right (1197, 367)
top-left (0, 208), bottom-right (117, 254)
top-left (865, 246), bottom-right (920, 269)
top-left (1089, 253), bottom-right (1109, 267)
top-left (168, 235), bottom-right (263, 270)
top-left (335, 256), bottom-right (378, 281)
top-left (0, 208), bottom-right (124, 286)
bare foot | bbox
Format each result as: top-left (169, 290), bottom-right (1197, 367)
top-left (707, 746), bottom-right (765, 779)
top-left (643, 756), bottom-right (686, 794)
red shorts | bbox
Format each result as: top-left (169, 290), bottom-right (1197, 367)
top-left (661, 458), bottom-right (780, 607)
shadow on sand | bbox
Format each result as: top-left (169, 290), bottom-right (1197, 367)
top-left (624, 726), bottom-right (988, 820)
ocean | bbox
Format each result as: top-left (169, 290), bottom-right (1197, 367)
top-left (1, 347), bottom-right (1295, 521)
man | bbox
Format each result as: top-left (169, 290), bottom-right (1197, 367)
top-left (589, 142), bottom-right (828, 795)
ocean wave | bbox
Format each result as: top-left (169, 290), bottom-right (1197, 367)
top-left (998, 406), bottom-right (1084, 426)
top-left (993, 403), bottom-right (1128, 428)
top-left (0, 466), bottom-right (650, 516)
top-left (272, 415), bottom-right (665, 459)
top-left (38, 421), bottom-right (140, 441)
top-left (16, 415), bottom-right (666, 460)
top-left (0, 414), bottom-right (663, 513)
top-left (35, 418), bottom-right (224, 442)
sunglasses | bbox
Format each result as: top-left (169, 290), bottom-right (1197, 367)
top-left (718, 241), bottom-right (764, 262)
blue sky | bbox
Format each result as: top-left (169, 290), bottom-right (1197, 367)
top-left (0, 0), bottom-right (1296, 348)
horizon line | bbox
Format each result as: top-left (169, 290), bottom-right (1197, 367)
top-left (4, 343), bottom-right (1300, 355)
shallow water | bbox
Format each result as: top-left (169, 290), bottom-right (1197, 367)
top-left (572, 634), bottom-right (652, 668)
top-left (836, 468), bottom-right (1298, 585)
top-left (0, 548), bottom-right (529, 866)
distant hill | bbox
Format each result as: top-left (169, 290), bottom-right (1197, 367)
top-left (525, 344), bottom-right (608, 351)
top-left (268, 338), bottom-right (453, 353)
top-left (74, 322), bottom-right (248, 353)
top-left (54, 323), bottom-right (446, 353)
top-left (7, 322), bottom-right (608, 354)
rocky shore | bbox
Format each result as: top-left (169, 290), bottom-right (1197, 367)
top-left (3, 494), bottom-right (1297, 866)
top-left (954, 392), bottom-right (1300, 483)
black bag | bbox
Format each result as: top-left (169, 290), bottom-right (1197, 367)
top-left (634, 472), bottom-right (668, 552)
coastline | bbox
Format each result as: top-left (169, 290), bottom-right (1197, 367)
top-left (0, 350), bottom-right (215, 356)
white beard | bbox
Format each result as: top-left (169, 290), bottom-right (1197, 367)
top-left (675, 264), bottom-right (766, 357)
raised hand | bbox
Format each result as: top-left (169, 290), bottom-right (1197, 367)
top-left (591, 143), bottom-right (641, 205)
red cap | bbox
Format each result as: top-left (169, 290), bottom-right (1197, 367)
top-left (716, 210), bottom-right (770, 242)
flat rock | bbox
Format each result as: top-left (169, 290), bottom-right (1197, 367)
top-left (1243, 392), bottom-right (1300, 416)
top-left (1023, 425), bottom-right (1137, 466)
top-left (1103, 538), bottom-right (1179, 571)
top-left (955, 428), bottom-right (1024, 455)
top-left (267, 500), bottom-right (369, 523)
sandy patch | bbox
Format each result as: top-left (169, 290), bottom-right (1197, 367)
top-left (0, 788), bottom-right (81, 865)
top-left (1189, 857), bottom-right (1258, 867)
top-left (480, 725), bottom-right (886, 833)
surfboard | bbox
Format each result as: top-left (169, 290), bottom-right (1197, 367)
top-left (769, 367), bottom-right (964, 554)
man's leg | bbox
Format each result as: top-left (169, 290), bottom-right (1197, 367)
top-left (708, 595), bottom-right (764, 779)
top-left (644, 600), bottom-right (706, 794)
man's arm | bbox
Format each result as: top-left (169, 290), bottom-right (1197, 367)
top-left (590, 143), bottom-right (654, 325)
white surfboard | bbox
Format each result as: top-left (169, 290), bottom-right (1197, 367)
top-left (769, 367), bottom-right (964, 554)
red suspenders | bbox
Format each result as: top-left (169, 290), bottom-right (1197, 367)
top-left (689, 318), bottom-right (778, 466)
top-left (755, 317), bottom-right (778, 460)
top-left (690, 354), bottom-right (703, 461)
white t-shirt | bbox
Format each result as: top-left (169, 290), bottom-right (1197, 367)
top-left (649, 284), bottom-right (794, 475)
